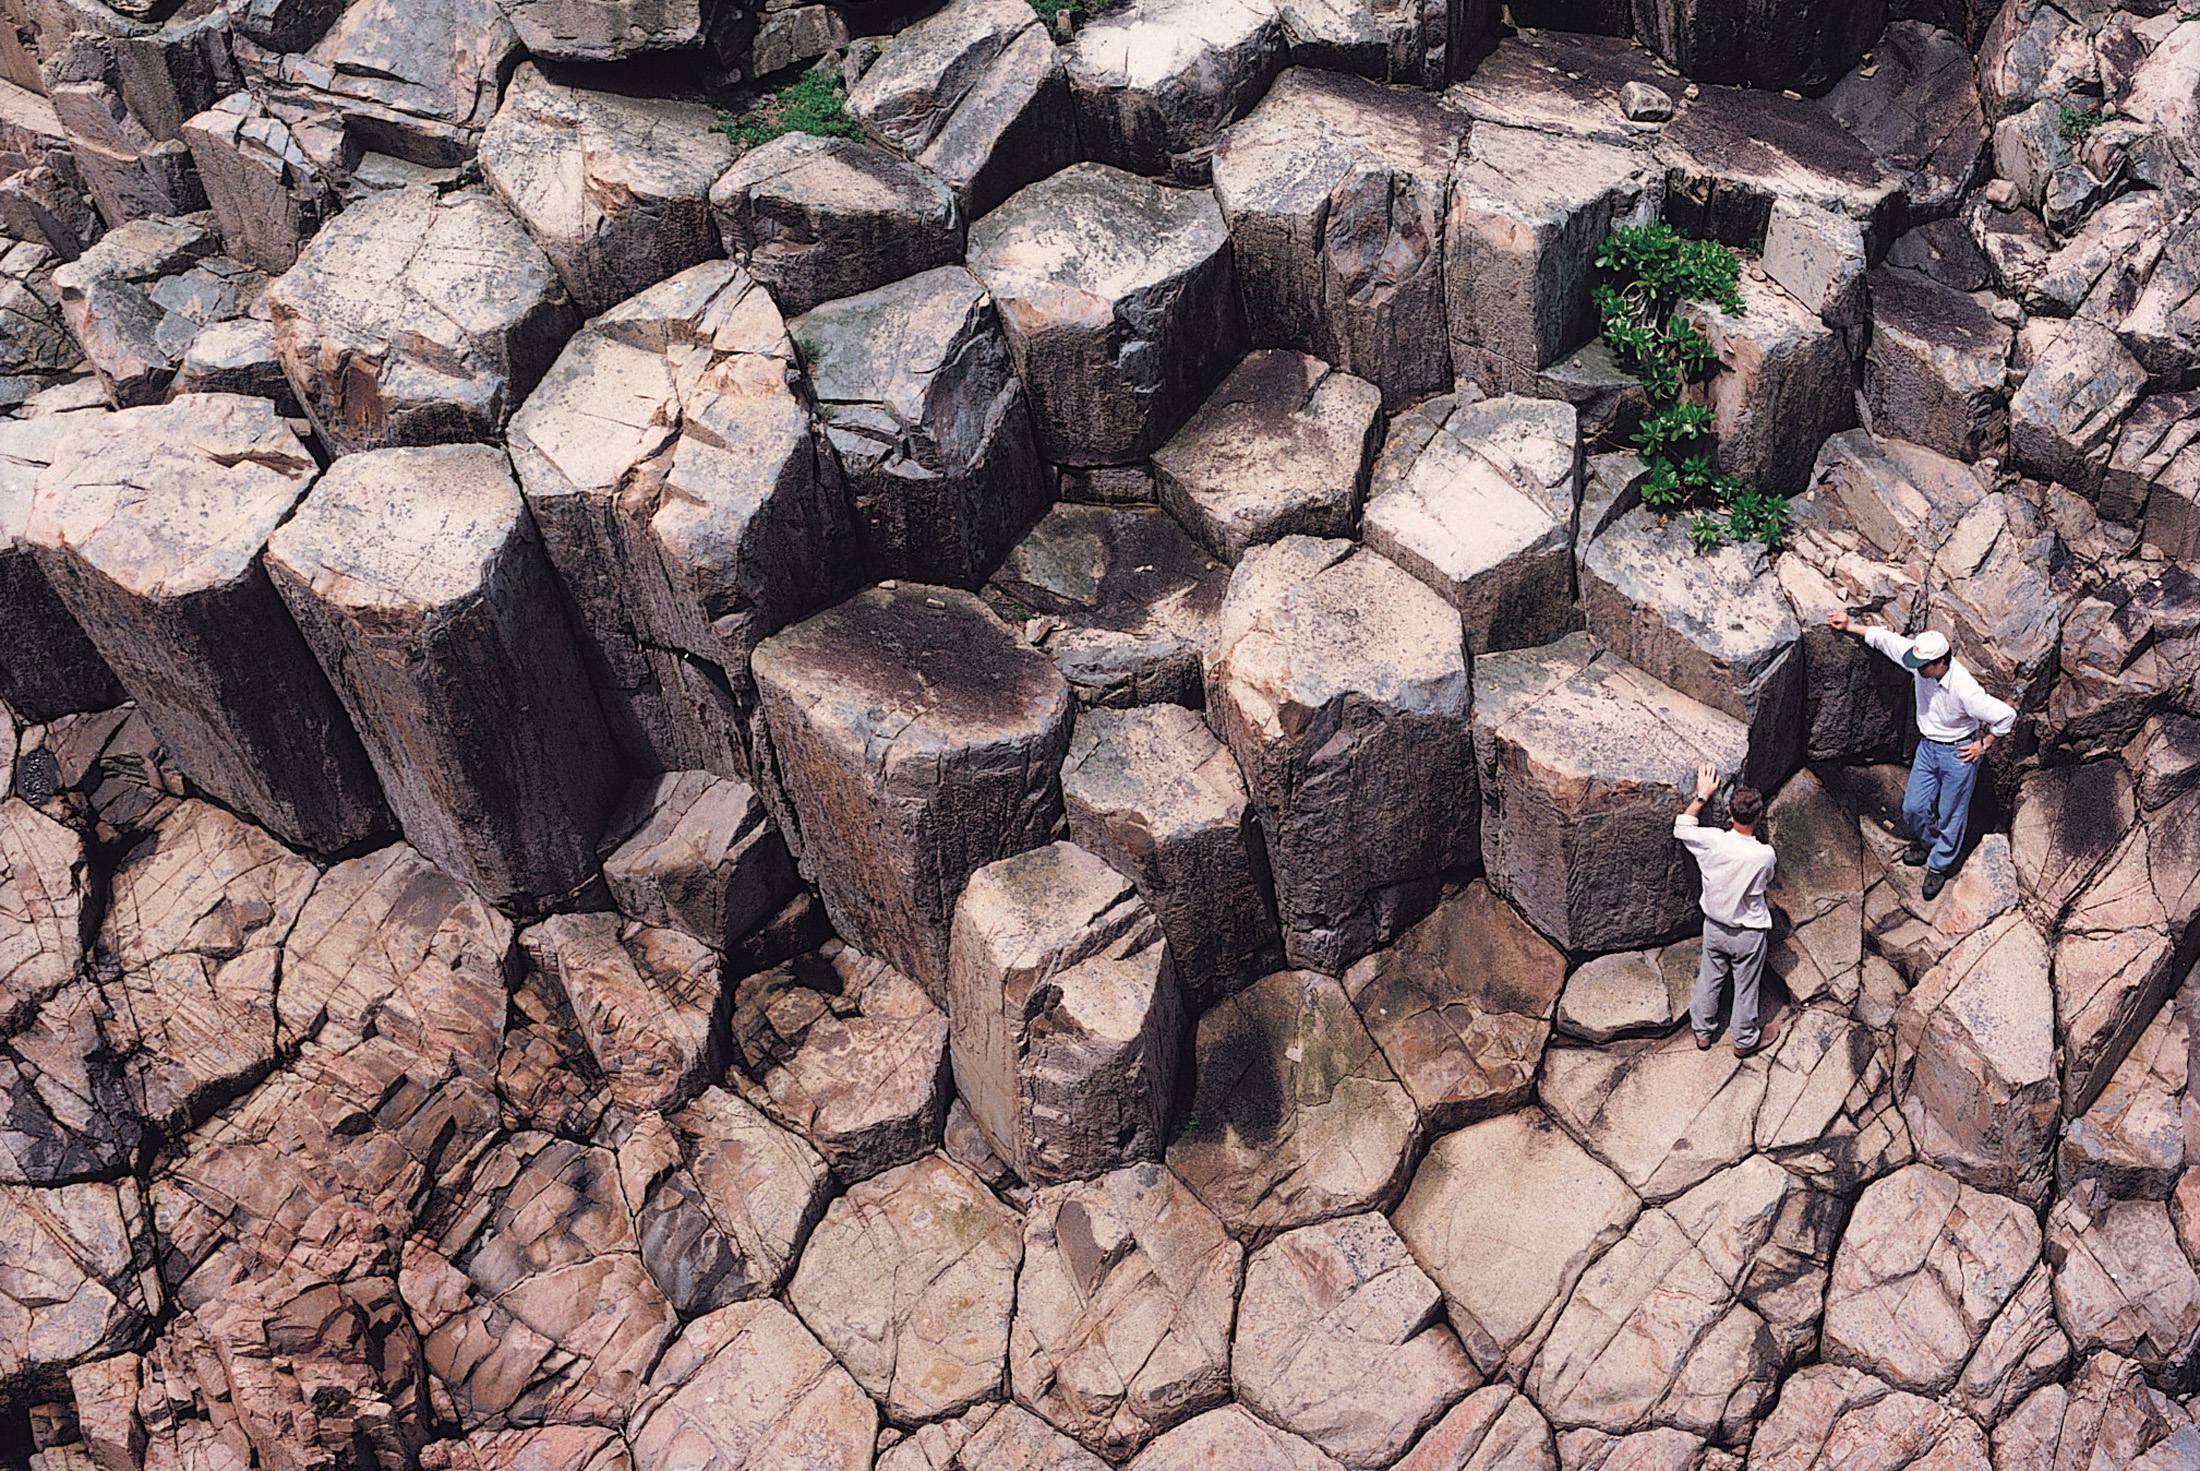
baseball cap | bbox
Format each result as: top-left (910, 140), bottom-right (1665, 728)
top-left (1902, 630), bottom-right (1951, 670)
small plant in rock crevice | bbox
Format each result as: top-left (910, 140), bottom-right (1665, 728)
top-left (2058, 103), bottom-right (2113, 142)
top-left (1593, 223), bottom-right (1788, 551)
top-left (1027, 0), bottom-right (1112, 30)
top-left (717, 66), bottom-right (864, 149)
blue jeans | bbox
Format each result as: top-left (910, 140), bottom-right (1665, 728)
top-left (1904, 737), bottom-right (1980, 875)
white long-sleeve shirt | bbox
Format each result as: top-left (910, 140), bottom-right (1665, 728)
top-left (1674, 814), bottom-right (1777, 929)
top-left (1862, 627), bottom-right (2018, 742)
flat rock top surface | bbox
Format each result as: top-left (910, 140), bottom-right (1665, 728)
top-left (755, 584), bottom-right (1069, 747)
top-left (1063, 0), bottom-right (1276, 88)
top-left (1475, 633), bottom-right (1749, 778)
top-left (989, 503), bottom-right (1227, 633)
top-left (30, 394), bottom-right (317, 597)
top-left (969, 163), bottom-right (1229, 312)
top-left (267, 444), bottom-right (522, 612)
top-left (1217, 66), bottom-right (1463, 199)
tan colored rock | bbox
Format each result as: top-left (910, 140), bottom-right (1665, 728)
top-left (985, 503), bottom-right (1229, 709)
top-left (846, 0), bottom-right (1075, 219)
top-left (1761, 769), bottom-right (1867, 1006)
top-left (616, 1088), bottom-right (828, 1316)
top-left (0, 405), bottom-right (119, 726)
top-left (178, 91), bottom-right (335, 275)
top-left (949, 841), bottom-right (1181, 1186)
top-left (787, 1152), bottom-right (1023, 1422)
top-left (1893, 911), bottom-right (2059, 1205)
top-left (752, 583), bottom-right (1072, 996)
top-left (277, 841), bottom-right (512, 1078)
top-left (731, 944), bottom-right (952, 1183)
top-left (251, 0), bottom-right (518, 165)
top-left (878, 1403), bottom-right (1115, 1471)
top-left (1206, 536), bottom-right (1475, 972)
top-left (710, 132), bottom-right (963, 320)
top-left (2008, 318), bottom-right (2146, 497)
top-left (1554, 942), bottom-right (1696, 1044)
top-left (2054, 789), bottom-right (2200, 1118)
top-left (1127, 1404), bottom-right (1345, 1471)
top-left (26, 395), bottom-right (389, 852)
top-left (1746, 1364), bottom-right (1991, 1471)
top-left (1443, 123), bottom-right (1660, 395)
top-left (1362, 393), bottom-right (1582, 656)
top-left (479, 64), bottom-right (734, 314)
top-left (1210, 67), bottom-right (1460, 405)
top-left (1393, 1386), bottom-right (1558, 1471)
top-left (1062, 703), bottom-right (1281, 1009)
top-left (793, 264), bottom-right (1046, 586)
top-left (2048, 1194), bottom-right (2200, 1370)
top-left (498, 962), bottom-right (612, 1141)
top-left (1821, 1163), bottom-right (2042, 1395)
top-left (1680, 272), bottom-right (1856, 499)
top-left (2010, 760), bottom-right (2133, 926)
top-left (99, 799), bottom-right (317, 1133)
top-left (1166, 969), bottom-right (1421, 1243)
top-left (1152, 349), bottom-right (1381, 564)
top-left (1391, 1107), bottom-right (1638, 1379)
top-left (507, 260), bottom-right (854, 776)
top-left (2060, 991), bottom-right (2184, 1201)
top-left (968, 163), bottom-right (1239, 468)
top-left (404, 1130), bottom-right (677, 1429)
top-left (628, 1299), bottom-right (876, 1471)
top-left (1991, 1351), bottom-right (2199, 1471)
top-left (265, 443), bottom-right (620, 906)
top-left (0, 1179), bottom-right (156, 1393)
top-left (267, 185), bottom-right (576, 457)
top-left (423, 1427), bottom-right (633, 1471)
top-left (15, 702), bottom-right (186, 849)
top-left (1342, 880), bottom-right (1562, 1129)
top-left (0, 795), bottom-right (83, 1018)
top-left (1862, 265), bottom-right (2011, 463)
top-left (602, 770), bottom-right (796, 951)
top-left (1953, 1262), bottom-right (2069, 1428)
top-left (1063, 0), bottom-right (1284, 183)
top-left (1472, 633), bottom-right (1749, 953)
top-left (521, 913), bottom-right (724, 1115)
top-left (1010, 1162), bottom-right (1242, 1458)
top-left (1527, 1156), bottom-right (1830, 1441)
top-left (1234, 1210), bottom-right (1477, 1468)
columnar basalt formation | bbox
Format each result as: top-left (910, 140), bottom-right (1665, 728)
top-left (9, 3), bottom-right (2200, 1465)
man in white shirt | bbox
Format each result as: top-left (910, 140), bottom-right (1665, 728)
top-left (1826, 612), bottom-right (2019, 899)
top-left (1675, 761), bottom-right (1779, 1056)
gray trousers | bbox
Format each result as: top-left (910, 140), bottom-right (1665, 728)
top-left (1691, 919), bottom-right (1769, 1048)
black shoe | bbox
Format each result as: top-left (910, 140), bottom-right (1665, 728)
top-left (1901, 843), bottom-right (1928, 867)
top-left (1922, 869), bottom-right (1948, 900)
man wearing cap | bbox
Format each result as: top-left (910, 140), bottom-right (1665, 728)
top-left (1826, 612), bottom-right (2018, 899)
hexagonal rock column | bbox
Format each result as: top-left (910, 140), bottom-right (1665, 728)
top-left (1362, 392), bottom-right (1583, 657)
top-left (601, 770), bottom-right (796, 952)
top-left (1471, 633), bottom-right (1751, 954)
top-left (1893, 910), bottom-right (2060, 1205)
top-left (1277, 0), bottom-right (1474, 87)
top-left (752, 583), bottom-right (1074, 997)
top-left (1579, 505), bottom-right (1807, 792)
top-left (478, 65), bottom-right (735, 315)
top-left (1391, 1107), bottom-right (1639, 1380)
top-left (26, 395), bottom-right (389, 853)
top-left (1861, 266), bottom-right (2013, 463)
top-left (710, 133), bottom-right (962, 320)
top-left (1063, 703), bottom-right (1282, 1009)
top-left (1153, 349), bottom-right (1382, 565)
top-left (1444, 124), bottom-right (1662, 397)
top-left (1063, 0), bottom-right (1284, 184)
top-left (1341, 880), bottom-right (1564, 1130)
top-left (1165, 968), bottom-right (1421, 1244)
top-left (267, 185), bottom-right (578, 458)
top-left (947, 841), bottom-right (1181, 1185)
top-left (985, 503), bottom-right (1229, 708)
top-left (1682, 273), bottom-right (1857, 500)
top-left (497, 0), bottom-right (744, 61)
top-left (1210, 68), bottom-right (1460, 407)
top-left (787, 1153), bottom-right (1024, 1424)
top-left (968, 162), bottom-right (1239, 468)
top-left (1206, 536), bottom-right (1476, 974)
top-left (1234, 1211), bottom-right (1478, 1468)
top-left (629, 1299), bottom-right (877, 1471)
top-left (1633, 0), bottom-right (1883, 95)
top-left (0, 407), bottom-right (120, 723)
top-left (179, 92), bottom-right (337, 275)
top-left (1010, 1163), bottom-right (1244, 1458)
top-left (265, 444), bottom-right (620, 907)
top-left (507, 261), bottom-right (856, 778)
top-left (846, 0), bottom-right (1076, 220)
top-left (792, 265), bottom-right (1046, 587)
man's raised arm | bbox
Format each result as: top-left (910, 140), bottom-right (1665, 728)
top-left (1825, 609), bottom-right (1908, 666)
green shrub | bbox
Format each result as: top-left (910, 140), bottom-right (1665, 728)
top-left (1593, 223), bottom-right (1787, 550)
top-left (718, 66), bottom-right (864, 149)
top-left (2057, 104), bottom-right (2111, 141)
top-left (1027, 0), bottom-right (1112, 27)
